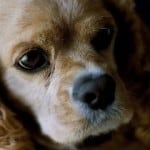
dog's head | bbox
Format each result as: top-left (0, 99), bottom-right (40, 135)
top-left (0, 0), bottom-right (143, 147)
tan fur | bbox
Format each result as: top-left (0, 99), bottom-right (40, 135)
top-left (0, 0), bottom-right (149, 149)
top-left (0, 102), bottom-right (34, 150)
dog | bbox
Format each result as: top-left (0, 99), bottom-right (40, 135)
top-left (0, 0), bottom-right (149, 149)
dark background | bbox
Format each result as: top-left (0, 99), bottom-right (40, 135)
top-left (135, 0), bottom-right (150, 27)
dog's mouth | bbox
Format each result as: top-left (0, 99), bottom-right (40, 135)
top-left (77, 132), bottom-right (112, 147)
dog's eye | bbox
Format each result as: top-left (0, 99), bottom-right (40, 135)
top-left (90, 26), bottom-right (113, 51)
top-left (17, 48), bottom-right (49, 72)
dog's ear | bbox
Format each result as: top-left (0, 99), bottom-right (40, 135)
top-left (103, 1), bottom-right (150, 147)
top-left (103, 0), bottom-right (150, 81)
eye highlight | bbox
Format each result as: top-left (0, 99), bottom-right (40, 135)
top-left (16, 47), bottom-right (49, 72)
top-left (90, 25), bottom-right (114, 51)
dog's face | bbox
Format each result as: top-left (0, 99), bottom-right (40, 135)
top-left (0, 0), bottom-right (133, 146)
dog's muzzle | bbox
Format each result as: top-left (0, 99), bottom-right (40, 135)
top-left (72, 74), bottom-right (116, 110)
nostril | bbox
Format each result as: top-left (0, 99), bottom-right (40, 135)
top-left (83, 92), bottom-right (97, 104)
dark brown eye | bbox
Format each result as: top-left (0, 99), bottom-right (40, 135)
top-left (17, 48), bottom-right (49, 72)
top-left (90, 26), bottom-right (113, 51)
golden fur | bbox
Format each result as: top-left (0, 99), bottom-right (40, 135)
top-left (0, 0), bottom-right (149, 149)
top-left (0, 102), bottom-right (34, 150)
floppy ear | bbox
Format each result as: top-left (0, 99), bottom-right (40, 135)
top-left (103, 0), bottom-right (150, 81)
top-left (103, 0), bottom-right (150, 147)
top-left (0, 102), bottom-right (35, 150)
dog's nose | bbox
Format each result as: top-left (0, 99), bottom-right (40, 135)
top-left (72, 74), bottom-right (116, 110)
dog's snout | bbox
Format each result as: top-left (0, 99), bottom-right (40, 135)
top-left (72, 74), bottom-right (116, 110)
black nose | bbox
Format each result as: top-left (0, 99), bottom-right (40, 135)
top-left (72, 74), bottom-right (116, 110)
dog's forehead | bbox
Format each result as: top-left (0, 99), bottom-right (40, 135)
top-left (0, 0), bottom-right (112, 44)
top-left (53, 0), bottom-right (105, 19)
top-left (0, 0), bottom-right (106, 27)
top-left (24, 0), bottom-right (104, 17)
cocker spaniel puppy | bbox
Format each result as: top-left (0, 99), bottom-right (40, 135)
top-left (0, 0), bottom-right (149, 149)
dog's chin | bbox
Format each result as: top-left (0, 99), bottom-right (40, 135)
top-left (38, 129), bottom-right (113, 149)
top-left (37, 97), bottom-right (133, 147)
top-left (40, 110), bottom-right (132, 147)
top-left (47, 127), bottom-right (115, 148)
top-left (40, 129), bottom-right (113, 148)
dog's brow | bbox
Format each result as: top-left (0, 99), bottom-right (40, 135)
top-left (75, 16), bottom-right (114, 39)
